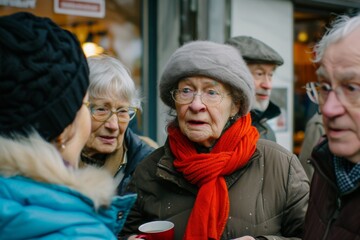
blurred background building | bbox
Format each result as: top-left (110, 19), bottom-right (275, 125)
top-left (1, 0), bottom-right (359, 154)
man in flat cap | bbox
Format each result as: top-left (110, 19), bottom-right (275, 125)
top-left (226, 36), bottom-right (284, 142)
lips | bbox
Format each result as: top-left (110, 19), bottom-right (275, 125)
top-left (326, 126), bottom-right (348, 138)
top-left (327, 122), bottom-right (346, 132)
top-left (328, 126), bottom-right (342, 131)
top-left (188, 120), bottom-right (206, 125)
top-left (256, 93), bottom-right (269, 100)
top-left (98, 135), bottom-right (117, 144)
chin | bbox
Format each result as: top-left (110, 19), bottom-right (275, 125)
top-left (254, 101), bottom-right (269, 112)
top-left (188, 136), bottom-right (207, 145)
top-left (97, 146), bottom-right (117, 154)
top-left (190, 136), bottom-right (214, 147)
top-left (329, 143), bottom-right (355, 159)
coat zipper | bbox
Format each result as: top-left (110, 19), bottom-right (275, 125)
top-left (321, 196), bottom-right (341, 240)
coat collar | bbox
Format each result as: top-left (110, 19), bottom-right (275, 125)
top-left (155, 140), bottom-right (257, 194)
top-left (251, 101), bottom-right (281, 122)
top-left (0, 134), bottom-right (117, 209)
top-left (311, 139), bottom-right (338, 189)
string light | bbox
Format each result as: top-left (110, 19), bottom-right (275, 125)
top-left (81, 21), bottom-right (105, 57)
top-left (297, 31), bottom-right (308, 43)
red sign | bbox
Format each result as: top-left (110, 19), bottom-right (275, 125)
top-left (54, 0), bottom-right (105, 18)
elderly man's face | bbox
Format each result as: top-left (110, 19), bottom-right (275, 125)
top-left (318, 28), bottom-right (360, 164)
top-left (175, 76), bottom-right (239, 147)
top-left (247, 63), bottom-right (276, 112)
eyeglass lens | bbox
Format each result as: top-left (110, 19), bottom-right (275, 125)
top-left (306, 82), bottom-right (360, 107)
top-left (90, 106), bottom-right (137, 123)
top-left (171, 89), bottom-right (223, 106)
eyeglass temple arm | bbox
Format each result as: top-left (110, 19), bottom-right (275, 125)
top-left (304, 82), bottom-right (319, 104)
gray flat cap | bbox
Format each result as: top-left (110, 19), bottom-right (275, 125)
top-left (226, 36), bottom-right (284, 66)
top-left (159, 40), bottom-right (255, 116)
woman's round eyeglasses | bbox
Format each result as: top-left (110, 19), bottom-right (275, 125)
top-left (84, 103), bottom-right (137, 123)
top-left (170, 88), bottom-right (227, 106)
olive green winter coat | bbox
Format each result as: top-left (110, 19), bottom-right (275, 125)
top-left (121, 139), bottom-right (309, 240)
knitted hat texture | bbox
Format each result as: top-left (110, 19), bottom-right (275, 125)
top-left (0, 12), bottom-right (89, 141)
top-left (159, 40), bottom-right (254, 116)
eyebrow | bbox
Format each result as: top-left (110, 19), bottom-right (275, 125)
top-left (91, 100), bottom-right (129, 107)
top-left (334, 70), bottom-right (359, 82)
top-left (316, 67), bottom-right (360, 82)
top-left (180, 78), bottom-right (220, 86)
top-left (315, 67), bottom-right (325, 77)
top-left (251, 64), bottom-right (276, 71)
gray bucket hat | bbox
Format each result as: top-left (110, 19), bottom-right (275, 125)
top-left (226, 36), bottom-right (284, 66)
top-left (159, 40), bottom-right (254, 116)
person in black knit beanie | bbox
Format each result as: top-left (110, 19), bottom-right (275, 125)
top-left (0, 11), bottom-right (89, 141)
top-left (0, 12), bottom-right (136, 239)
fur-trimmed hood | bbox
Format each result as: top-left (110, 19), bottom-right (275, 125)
top-left (0, 133), bottom-right (117, 209)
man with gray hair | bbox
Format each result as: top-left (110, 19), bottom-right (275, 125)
top-left (303, 13), bottom-right (360, 239)
top-left (226, 36), bottom-right (283, 142)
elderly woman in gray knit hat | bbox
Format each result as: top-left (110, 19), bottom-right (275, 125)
top-left (120, 41), bottom-right (309, 240)
top-left (0, 12), bottom-right (135, 239)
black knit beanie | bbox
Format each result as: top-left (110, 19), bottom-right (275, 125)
top-left (0, 12), bottom-right (89, 141)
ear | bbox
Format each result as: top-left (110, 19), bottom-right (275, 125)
top-left (231, 101), bottom-right (241, 116)
top-left (53, 124), bottom-right (72, 151)
top-left (53, 135), bottom-right (65, 151)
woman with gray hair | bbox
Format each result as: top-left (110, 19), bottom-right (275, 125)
top-left (121, 41), bottom-right (309, 240)
top-left (80, 55), bottom-right (156, 195)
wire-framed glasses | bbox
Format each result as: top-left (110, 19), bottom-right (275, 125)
top-left (305, 81), bottom-right (360, 108)
top-left (170, 88), bottom-right (227, 106)
top-left (89, 105), bottom-right (138, 123)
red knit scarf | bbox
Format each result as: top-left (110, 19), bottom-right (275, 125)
top-left (168, 113), bottom-right (259, 240)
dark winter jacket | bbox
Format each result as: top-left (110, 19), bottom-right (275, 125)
top-left (121, 139), bottom-right (309, 240)
top-left (251, 101), bottom-right (281, 142)
top-left (303, 139), bottom-right (360, 240)
top-left (119, 128), bottom-right (156, 195)
top-left (81, 128), bottom-right (155, 196)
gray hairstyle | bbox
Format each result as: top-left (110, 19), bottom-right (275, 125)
top-left (314, 13), bottom-right (360, 63)
top-left (87, 55), bottom-right (141, 110)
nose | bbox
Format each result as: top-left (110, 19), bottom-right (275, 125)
top-left (189, 94), bottom-right (206, 111)
top-left (104, 113), bottom-right (119, 130)
top-left (260, 75), bottom-right (272, 89)
top-left (321, 91), bottom-right (346, 118)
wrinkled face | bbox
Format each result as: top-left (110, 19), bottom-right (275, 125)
top-left (318, 29), bottom-right (360, 164)
top-left (247, 63), bottom-right (276, 111)
top-left (84, 97), bottom-right (130, 156)
top-left (175, 76), bottom-right (239, 147)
